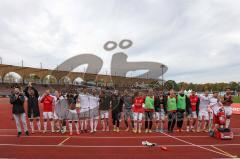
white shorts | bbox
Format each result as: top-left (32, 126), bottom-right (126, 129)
top-left (53, 112), bottom-right (59, 120)
top-left (67, 110), bottom-right (79, 121)
top-left (43, 112), bottom-right (53, 119)
top-left (100, 110), bottom-right (109, 119)
top-left (155, 111), bottom-right (165, 121)
top-left (198, 110), bottom-right (209, 121)
top-left (133, 112), bottom-right (143, 121)
top-left (224, 106), bottom-right (232, 116)
top-left (187, 111), bottom-right (197, 119)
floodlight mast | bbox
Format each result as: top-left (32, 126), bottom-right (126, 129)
top-left (161, 64), bottom-right (164, 92)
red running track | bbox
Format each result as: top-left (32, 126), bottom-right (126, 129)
top-left (0, 98), bottom-right (240, 159)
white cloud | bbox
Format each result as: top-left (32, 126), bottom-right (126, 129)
top-left (0, 0), bottom-right (240, 83)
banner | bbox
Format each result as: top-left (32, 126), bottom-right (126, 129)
top-left (232, 103), bottom-right (240, 115)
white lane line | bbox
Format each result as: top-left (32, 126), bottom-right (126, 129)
top-left (0, 134), bottom-right (239, 138)
top-left (1, 128), bottom-right (240, 131)
top-left (58, 137), bottom-right (71, 146)
top-left (160, 132), bottom-right (236, 158)
top-left (211, 146), bottom-right (237, 158)
top-left (0, 143), bottom-right (239, 148)
top-left (0, 135), bottom-right (214, 138)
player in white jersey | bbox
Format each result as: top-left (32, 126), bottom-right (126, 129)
top-left (88, 89), bottom-right (100, 133)
top-left (78, 87), bottom-right (90, 133)
top-left (67, 93), bottom-right (80, 135)
top-left (55, 92), bottom-right (69, 134)
top-left (208, 91), bottom-right (223, 131)
top-left (197, 91), bottom-right (210, 132)
top-left (52, 91), bottom-right (61, 132)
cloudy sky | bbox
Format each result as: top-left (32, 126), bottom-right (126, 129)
top-left (0, 0), bottom-right (240, 83)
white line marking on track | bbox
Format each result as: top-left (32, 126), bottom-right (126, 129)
top-left (0, 143), bottom-right (239, 148)
top-left (160, 132), bottom-right (237, 158)
top-left (211, 146), bottom-right (237, 158)
top-left (58, 137), bottom-right (71, 146)
top-left (1, 128), bottom-right (240, 131)
top-left (0, 134), bottom-right (239, 138)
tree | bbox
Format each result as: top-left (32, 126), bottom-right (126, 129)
top-left (164, 80), bottom-right (178, 91)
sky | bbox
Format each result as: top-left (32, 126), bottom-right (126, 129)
top-left (0, 0), bottom-right (240, 83)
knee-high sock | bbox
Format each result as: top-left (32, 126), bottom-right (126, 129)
top-left (37, 120), bottom-right (41, 131)
top-left (69, 122), bottom-right (73, 133)
top-left (44, 121), bottom-right (47, 131)
top-left (101, 119), bottom-right (105, 130)
top-left (50, 120), bottom-right (54, 132)
top-left (131, 120), bottom-right (134, 128)
top-left (134, 121), bottom-right (137, 130)
top-left (204, 121), bottom-right (208, 130)
top-left (94, 119), bottom-right (98, 131)
top-left (80, 120), bottom-right (84, 130)
top-left (124, 120), bottom-right (128, 128)
top-left (192, 119), bottom-right (196, 128)
top-left (75, 121), bottom-right (79, 133)
top-left (106, 119), bottom-right (109, 128)
top-left (84, 120), bottom-right (88, 130)
top-left (187, 119), bottom-right (190, 128)
top-left (156, 121), bottom-right (159, 129)
top-left (197, 121), bottom-right (202, 131)
top-left (55, 120), bottom-right (60, 130)
top-left (226, 119), bottom-right (230, 128)
top-left (138, 122), bottom-right (142, 130)
top-left (30, 121), bottom-right (34, 132)
top-left (160, 121), bottom-right (164, 130)
top-left (90, 118), bottom-right (94, 131)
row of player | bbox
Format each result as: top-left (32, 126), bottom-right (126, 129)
top-left (9, 82), bottom-right (233, 137)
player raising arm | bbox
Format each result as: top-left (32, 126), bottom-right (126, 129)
top-left (23, 82), bottom-right (41, 134)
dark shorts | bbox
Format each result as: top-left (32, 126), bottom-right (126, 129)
top-left (28, 107), bottom-right (40, 118)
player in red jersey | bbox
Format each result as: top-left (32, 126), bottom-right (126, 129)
top-left (40, 89), bottom-right (55, 133)
top-left (187, 90), bottom-right (200, 132)
top-left (132, 91), bottom-right (145, 133)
